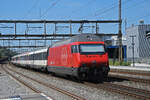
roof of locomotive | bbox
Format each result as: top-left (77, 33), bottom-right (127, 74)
top-left (51, 34), bottom-right (102, 47)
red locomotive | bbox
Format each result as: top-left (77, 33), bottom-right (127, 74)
top-left (11, 34), bottom-right (110, 81)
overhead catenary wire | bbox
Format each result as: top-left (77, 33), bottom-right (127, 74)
top-left (23, 0), bottom-right (39, 19)
top-left (71, 0), bottom-right (96, 14)
top-left (123, 0), bottom-right (147, 11)
top-left (108, 0), bottom-right (149, 27)
top-left (81, 0), bottom-right (132, 19)
top-left (126, 0), bottom-right (150, 24)
top-left (129, 13), bottom-right (150, 24)
top-left (79, 1), bottom-right (117, 19)
top-left (41, 0), bottom-right (61, 19)
top-left (0, 23), bottom-right (9, 27)
top-left (81, 0), bottom-right (149, 31)
top-left (63, 0), bottom-right (96, 19)
top-left (94, 0), bottom-right (132, 17)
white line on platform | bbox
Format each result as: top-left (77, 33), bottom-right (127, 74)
top-left (110, 66), bottom-right (150, 71)
top-left (40, 93), bottom-right (53, 100)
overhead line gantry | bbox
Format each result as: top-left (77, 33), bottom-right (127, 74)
top-left (0, 20), bottom-right (119, 52)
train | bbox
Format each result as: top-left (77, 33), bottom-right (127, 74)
top-left (11, 34), bottom-right (110, 81)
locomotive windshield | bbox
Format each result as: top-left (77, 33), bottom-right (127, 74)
top-left (79, 44), bottom-right (105, 54)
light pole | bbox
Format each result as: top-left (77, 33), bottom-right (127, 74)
top-left (130, 35), bottom-right (136, 67)
top-left (118, 0), bottom-right (123, 64)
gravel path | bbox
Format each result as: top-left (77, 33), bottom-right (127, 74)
top-left (6, 64), bottom-right (137, 100)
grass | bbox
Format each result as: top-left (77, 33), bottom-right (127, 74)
top-left (109, 60), bottom-right (131, 66)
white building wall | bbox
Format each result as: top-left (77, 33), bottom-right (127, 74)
top-left (138, 25), bottom-right (150, 58)
top-left (126, 26), bottom-right (139, 59)
top-left (126, 24), bottom-right (150, 59)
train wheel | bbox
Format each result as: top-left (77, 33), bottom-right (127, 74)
top-left (91, 72), bottom-right (103, 83)
top-left (51, 72), bottom-right (56, 76)
top-left (76, 76), bottom-right (84, 83)
top-left (70, 76), bottom-right (77, 81)
top-left (45, 67), bottom-right (49, 74)
top-left (103, 71), bottom-right (109, 80)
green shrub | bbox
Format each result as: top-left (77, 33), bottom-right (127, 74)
top-left (109, 60), bottom-right (131, 66)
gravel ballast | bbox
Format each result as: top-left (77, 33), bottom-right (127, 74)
top-left (5, 64), bottom-right (139, 100)
top-left (0, 72), bottom-right (33, 98)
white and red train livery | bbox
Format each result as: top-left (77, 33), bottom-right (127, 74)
top-left (11, 34), bottom-right (110, 81)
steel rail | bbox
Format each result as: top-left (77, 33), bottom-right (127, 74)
top-left (103, 83), bottom-right (150, 100)
top-left (109, 74), bottom-right (150, 84)
top-left (1, 65), bottom-right (54, 100)
top-left (110, 70), bottom-right (150, 76)
top-left (6, 65), bottom-right (86, 100)
top-left (9, 64), bottom-right (150, 100)
top-left (85, 82), bottom-right (150, 100)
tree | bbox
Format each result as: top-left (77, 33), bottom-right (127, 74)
top-left (0, 47), bottom-right (17, 60)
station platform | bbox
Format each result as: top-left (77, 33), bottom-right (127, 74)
top-left (110, 63), bottom-right (150, 72)
top-left (0, 93), bottom-right (52, 100)
top-left (0, 73), bottom-right (52, 100)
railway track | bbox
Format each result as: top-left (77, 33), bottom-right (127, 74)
top-left (109, 73), bottom-right (150, 84)
top-left (1, 65), bottom-right (54, 100)
top-left (110, 70), bottom-right (150, 76)
top-left (3, 65), bottom-right (86, 100)
top-left (6, 64), bottom-right (150, 100)
top-left (85, 82), bottom-right (150, 100)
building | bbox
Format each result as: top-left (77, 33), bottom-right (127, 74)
top-left (126, 22), bottom-right (150, 60)
top-left (104, 35), bottom-right (127, 60)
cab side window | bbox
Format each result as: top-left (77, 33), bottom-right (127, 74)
top-left (71, 45), bottom-right (79, 53)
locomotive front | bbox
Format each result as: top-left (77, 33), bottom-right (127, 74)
top-left (71, 42), bottom-right (110, 81)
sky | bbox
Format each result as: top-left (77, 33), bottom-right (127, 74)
top-left (0, 0), bottom-right (150, 34)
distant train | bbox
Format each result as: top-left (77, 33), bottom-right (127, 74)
top-left (11, 34), bottom-right (110, 81)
